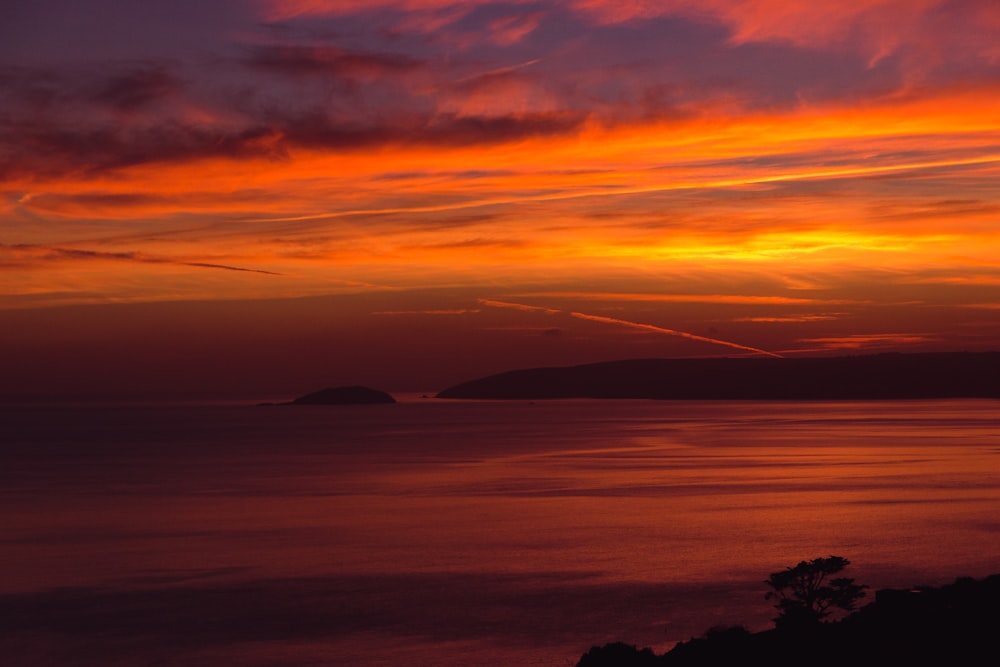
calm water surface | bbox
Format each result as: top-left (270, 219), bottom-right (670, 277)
top-left (2, 399), bottom-right (999, 666)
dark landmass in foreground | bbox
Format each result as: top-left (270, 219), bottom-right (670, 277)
top-left (577, 573), bottom-right (1000, 667)
top-left (437, 352), bottom-right (1000, 400)
top-left (264, 385), bottom-right (396, 405)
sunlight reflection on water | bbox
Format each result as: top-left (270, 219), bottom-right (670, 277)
top-left (2, 399), bottom-right (999, 666)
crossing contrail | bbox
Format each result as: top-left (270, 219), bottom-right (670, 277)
top-left (479, 298), bottom-right (783, 358)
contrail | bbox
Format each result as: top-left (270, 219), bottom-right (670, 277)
top-left (479, 298), bottom-right (783, 358)
top-left (567, 311), bottom-right (783, 358)
top-left (477, 298), bottom-right (561, 315)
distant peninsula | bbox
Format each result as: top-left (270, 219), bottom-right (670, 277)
top-left (273, 386), bottom-right (396, 405)
top-left (436, 352), bottom-right (1000, 400)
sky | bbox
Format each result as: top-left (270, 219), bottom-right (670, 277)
top-left (3, 0), bottom-right (1000, 398)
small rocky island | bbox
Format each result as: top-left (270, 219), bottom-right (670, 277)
top-left (276, 386), bottom-right (396, 405)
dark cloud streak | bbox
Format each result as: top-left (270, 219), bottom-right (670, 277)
top-left (243, 44), bottom-right (424, 77)
top-left (93, 64), bottom-right (181, 110)
top-left (3, 244), bottom-right (284, 276)
top-left (1, 104), bottom-right (585, 179)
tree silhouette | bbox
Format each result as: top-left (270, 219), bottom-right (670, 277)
top-left (764, 555), bottom-right (867, 629)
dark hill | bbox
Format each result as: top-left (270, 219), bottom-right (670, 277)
top-left (286, 386), bottom-right (396, 405)
top-left (436, 352), bottom-right (1000, 400)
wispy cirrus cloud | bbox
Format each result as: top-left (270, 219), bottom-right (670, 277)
top-left (513, 292), bottom-right (862, 306)
top-left (733, 315), bottom-right (843, 323)
top-left (371, 308), bottom-right (481, 315)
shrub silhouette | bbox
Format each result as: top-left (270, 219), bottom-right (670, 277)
top-left (576, 642), bottom-right (660, 666)
top-left (764, 555), bottom-right (867, 629)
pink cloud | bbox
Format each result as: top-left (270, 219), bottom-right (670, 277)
top-left (260, 1), bottom-right (1000, 91)
top-left (487, 11), bottom-right (547, 46)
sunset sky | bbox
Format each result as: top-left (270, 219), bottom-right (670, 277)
top-left (4, 0), bottom-right (1000, 398)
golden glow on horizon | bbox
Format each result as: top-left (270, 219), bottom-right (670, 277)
top-left (5, 0), bottom-right (1000, 361)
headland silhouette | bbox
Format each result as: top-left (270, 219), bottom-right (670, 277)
top-left (437, 352), bottom-right (1000, 400)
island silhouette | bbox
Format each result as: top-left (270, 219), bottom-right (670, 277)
top-left (437, 351), bottom-right (1000, 400)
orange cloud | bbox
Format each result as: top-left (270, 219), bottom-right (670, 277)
top-left (797, 333), bottom-right (941, 351)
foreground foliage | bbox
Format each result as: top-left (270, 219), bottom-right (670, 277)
top-left (764, 555), bottom-right (867, 628)
top-left (576, 570), bottom-right (1000, 667)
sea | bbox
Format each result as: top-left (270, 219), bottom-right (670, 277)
top-left (2, 398), bottom-right (999, 666)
